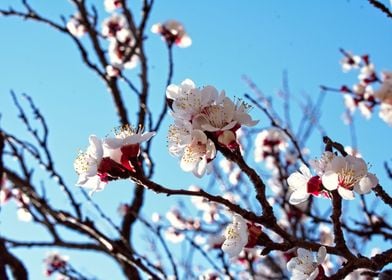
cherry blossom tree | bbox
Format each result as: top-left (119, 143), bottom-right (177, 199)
top-left (1, 1), bottom-right (392, 280)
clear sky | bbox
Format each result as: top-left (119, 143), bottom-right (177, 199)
top-left (0, 1), bottom-right (391, 279)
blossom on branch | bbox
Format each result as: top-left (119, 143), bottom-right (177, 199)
top-left (66, 13), bottom-right (86, 37)
top-left (322, 155), bottom-right (378, 199)
top-left (104, 0), bottom-right (122, 13)
top-left (254, 127), bottom-right (288, 162)
top-left (151, 20), bottom-right (192, 48)
top-left (102, 14), bottom-right (127, 38)
top-left (221, 214), bottom-right (262, 258)
top-left (74, 126), bottom-right (154, 193)
top-left (287, 165), bottom-right (329, 205)
top-left (167, 79), bottom-right (258, 177)
top-left (108, 29), bottom-right (139, 69)
top-left (287, 246), bottom-right (327, 280)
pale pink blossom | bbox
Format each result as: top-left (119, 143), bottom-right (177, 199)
top-left (104, 0), bottom-right (122, 13)
top-left (374, 71), bottom-right (392, 105)
top-left (287, 246), bottom-right (327, 280)
top-left (379, 103), bottom-right (392, 126)
top-left (102, 14), bottom-right (127, 38)
top-left (322, 155), bottom-right (378, 199)
top-left (254, 128), bottom-right (288, 162)
top-left (151, 20), bottom-right (192, 48)
top-left (222, 214), bottom-right (249, 258)
top-left (340, 54), bottom-right (361, 72)
top-left (66, 13), bottom-right (86, 37)
top-left (108, 29), bottom-right (139, 69)
top-left (287, 165), bottom-right (329, 205)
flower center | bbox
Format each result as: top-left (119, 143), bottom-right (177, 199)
top-left (74, 151), bottom-right (94, 174)
top-left (338, 164), bottom-right (363, 189)
top-left (202, 105), bottom-right (227, 128)
top-left (307, 176), bottom-right (322, 194)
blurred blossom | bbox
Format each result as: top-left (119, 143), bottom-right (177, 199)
top-left (43, 251), bottom-right (69, 277)
top-left (104, 0), bottom-right (122, 13)
top-left (151, 20), bottom-right (192, 48)
top-left (66, 13), bottom-right (86, 37)
top-left (254, 127), bottom-right (288, 162)
top-left (164, 227), bottom-right (185, 243)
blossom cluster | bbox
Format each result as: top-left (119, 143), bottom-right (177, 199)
top-left (167, 79), bottom-right (258, 177)
top-left (287, 246), bottom-right (327, 280)
top-left (288, 152), bottom-right (378, 203)
top-left (67, 2), bottom-right (191, 78)
top-left (73, 125), bottom-right (155, 194)
top-left (339, 50), bottom-right (392, 125)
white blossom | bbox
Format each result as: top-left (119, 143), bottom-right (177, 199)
top-left (287, 246), bottom-right (327, 280)
top-left (221, 214), bottom-right (249, 258)
top-left (322, 155), bottom-right (378, 199)
top-left (151, 20), bottom-right (192, 48)
top-left (379, 103), bottom-right (392, 126)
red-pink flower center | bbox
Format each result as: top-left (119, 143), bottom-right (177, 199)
top-left (307, 176), bottom-right (322, 195)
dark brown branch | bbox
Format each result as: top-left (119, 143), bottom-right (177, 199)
top-left (368, 0), bottom-right (392, 19)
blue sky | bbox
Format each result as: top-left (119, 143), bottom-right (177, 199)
top-left (1, 1), bottom-right (391, 279)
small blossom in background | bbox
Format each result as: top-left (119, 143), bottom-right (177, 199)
top-left (164, 227), bottom-right (185, 243)
top-left (43, 251), bottom-right (69, 277)
top-left (340, 52), bottom-right (361, 72)
top-left (102, 14), bottom-right (127, 38)
top-left (104, 0), bottom-right (122, 13)
top-left (287, 246), bottom-right (327, 280)
top-left (379, 103), bottom-right (392, 126)
top-left (151, 20), bottom-right (192, 48)
top-left (221, 214), bottom-right (262, 258)
top-left (66, 13), bottom-right (86, 37)
top-left (322, 155), bottom-right (378, 200)
top-left (108, 29), bottom-right (139, 69)
top-left (254, 127), bottom-right (288, 162)
top-left (0, 185), bottom-right (32, 222)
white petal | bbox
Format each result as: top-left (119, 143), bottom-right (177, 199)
top-left (178, 35), bottom-right (192, 48)
top-left (166, 84), bottom-right (180, 99)
top-left (299, 165), bottom-right (312, 179)
top-left (322, 171), bottom-right (339, 190)
top-left (297, 248), bottom-right (313, 263)
top-left (88, 135), bottom-right (103, 159)
top-left (337, 187), bottom-right (355, 200)
top-left (193, 158), bottom-right (207, 178)
top-left (355, 173), bottom-right (378, 194)
top-left (287, 172), bottom-right (308, 189)
top-left (104, 137), bottom-right (124, 149)
top-left (287, 257), bottom-right (301, 271)
top-left (221, 240), bottom-right (243, 258)
top-left (316, 246), bottom-right (327, 264)
top-left (289, 190), bottom-right (310, 205)
top-left (308, 268), bottom-right (320, 280)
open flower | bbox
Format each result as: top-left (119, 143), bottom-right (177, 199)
top-left (287, 246), bottom-right (327, 280)
top-left (287, 165), bottom-right (329, 205)
top-left (322, 155), bottom-right (378, 199)
top-left (179, 130), bottom-right (216, 178)
top-left (74, 135), bottom-right (131, 193)
top-left (222, 214), bottom-right (249, 258)
top-left (104, 124), bottom-right (155, 171)
top-left (221, 214), bottom-right (262, 258)
top-left (340, 53), bottom-right (361, 72)
top-left (151, 20), bottom-right (192, 48)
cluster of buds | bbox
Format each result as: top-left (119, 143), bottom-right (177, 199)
top-left (73, 124), bottom-right (155, 194)
top-left (167, 79), bottom-right (258, 177)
